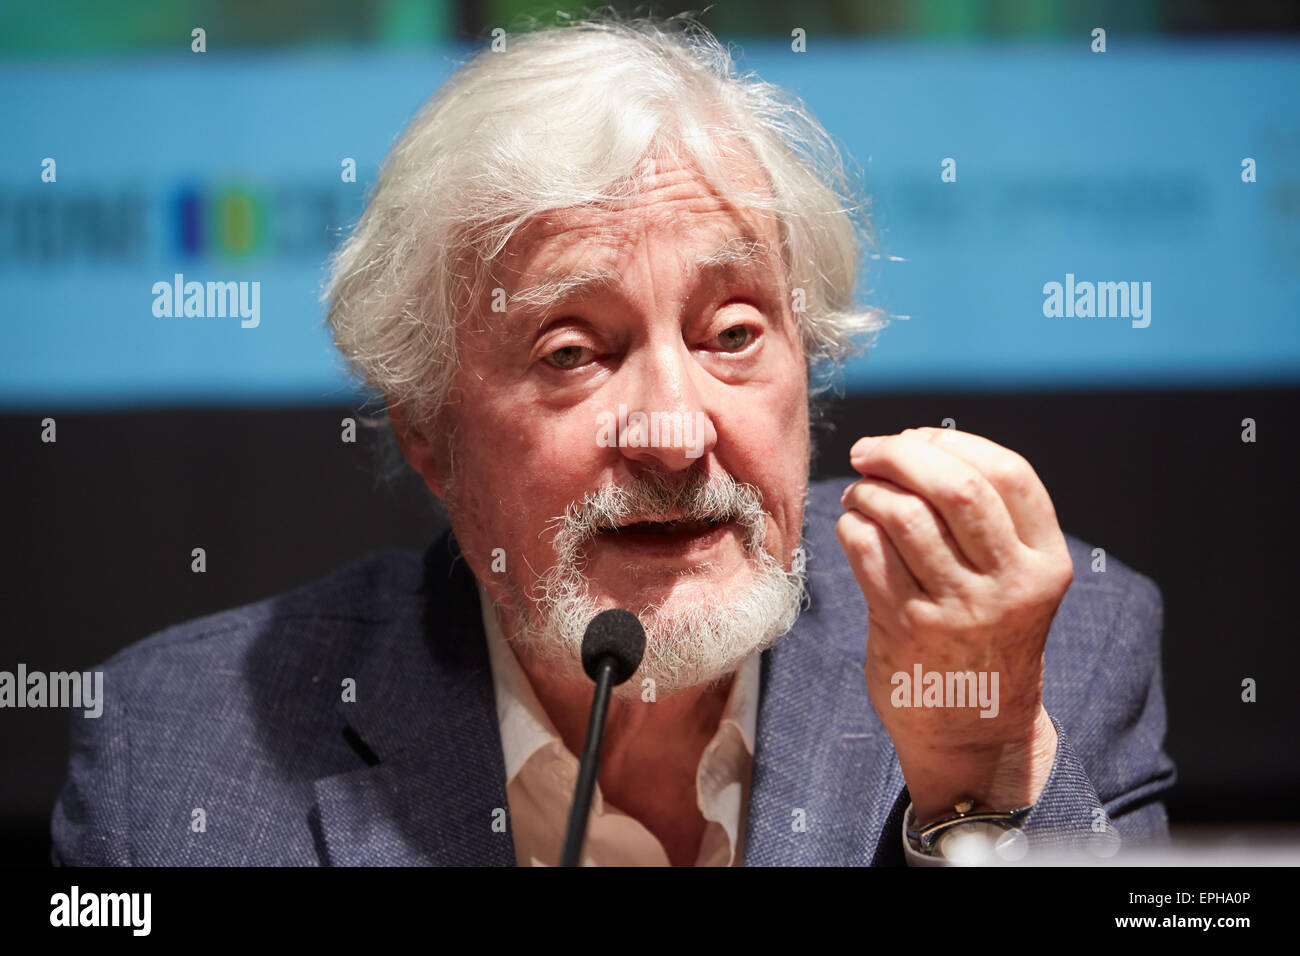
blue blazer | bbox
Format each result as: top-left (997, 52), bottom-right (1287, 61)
top-left (51, 478), bottom-right (1175, 865)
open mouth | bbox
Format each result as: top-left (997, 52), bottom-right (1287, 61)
top-left (609, 516), bottom-right (725, 535)
top-left (596, 515), bottom-right (735, 554)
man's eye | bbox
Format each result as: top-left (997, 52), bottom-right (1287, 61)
top-left (546, 345), bottom-right (593, 369)
top-left (714, 325), bottom-right (752, 352)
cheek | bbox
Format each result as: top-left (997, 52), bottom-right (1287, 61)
top-left (716, 384), bottom-right (809, 546)
top-left (727, 366), bottom-right (810, 474)
top-left (758, 370), bottom-right (812, 533)
top-left (446, 400), bottom-right (601, 562)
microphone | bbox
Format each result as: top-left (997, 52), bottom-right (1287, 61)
top-left (559, 608), bottom-right (646, 867)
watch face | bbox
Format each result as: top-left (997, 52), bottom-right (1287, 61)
top-left (993, 827), bottom-right (1029, 862)
top-left (935, 823), bottom-right (1012, 865)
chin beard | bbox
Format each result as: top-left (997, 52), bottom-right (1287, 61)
top-left (503, 470), bottom-right (808, 698)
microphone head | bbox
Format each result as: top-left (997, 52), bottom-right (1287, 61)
top-left (580, 609), bottom-right (646, 685)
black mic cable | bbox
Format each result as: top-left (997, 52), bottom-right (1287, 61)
top-left (559, 608), bottom-right (646, 867)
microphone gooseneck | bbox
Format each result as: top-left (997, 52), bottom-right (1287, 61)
top-left (560, 609), bottom-right (646, 867)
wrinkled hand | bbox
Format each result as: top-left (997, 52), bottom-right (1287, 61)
top-left (835, 427), bottom-right (1073, 826)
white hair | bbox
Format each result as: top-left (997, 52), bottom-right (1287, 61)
top-left (324, 12), bottom-right (884, 433)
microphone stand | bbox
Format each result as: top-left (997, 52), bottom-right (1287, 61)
top-left (560, 656), bottom-right (617, 867)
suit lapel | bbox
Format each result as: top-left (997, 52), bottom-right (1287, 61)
top-left (313, 535), bottom-right (516, 866)
top-left (743, 526), bottom-right (908, 866)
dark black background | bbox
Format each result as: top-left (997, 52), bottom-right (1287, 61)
top-left (3, 383), bottom-right (1295, 866)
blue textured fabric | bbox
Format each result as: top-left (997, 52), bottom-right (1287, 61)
top-left (50, 478), bottom-right (1175, 866)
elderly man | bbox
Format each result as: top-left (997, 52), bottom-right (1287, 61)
top-left (52, 16), bottom-right (1174, 866)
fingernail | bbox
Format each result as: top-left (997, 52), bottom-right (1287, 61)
top-left (850, 437), bottom-right (881, 458)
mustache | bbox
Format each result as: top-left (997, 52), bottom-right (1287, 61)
top-left (548, 470), bottom-right (769, 563)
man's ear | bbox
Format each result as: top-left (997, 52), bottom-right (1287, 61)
top-left (388, 401), bottom-right (446, 498)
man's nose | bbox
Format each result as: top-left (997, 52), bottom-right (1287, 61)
top-left (613, 342), bottom-right (718, 472)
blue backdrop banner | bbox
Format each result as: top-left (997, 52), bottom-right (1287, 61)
top-left (1, 41), bottom-right (1296, 408)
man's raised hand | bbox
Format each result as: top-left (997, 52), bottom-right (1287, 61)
top-left (835, 427), bottom-right (1074, 825)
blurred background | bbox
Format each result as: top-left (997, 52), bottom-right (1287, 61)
top-left (2, 0), bottom-right (1297, 865)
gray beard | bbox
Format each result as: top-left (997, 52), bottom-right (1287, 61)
top-left (502, 470), bottom-right (808, 698)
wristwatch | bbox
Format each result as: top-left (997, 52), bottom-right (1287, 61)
top-left (903, 800), bottom-right (1032, 865)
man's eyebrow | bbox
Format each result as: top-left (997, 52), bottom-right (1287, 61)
top-left (505, 234), bottom-right (777, 316)
top-left (693, 234), bottom-right (775, 275)
top-left (507, 266), bottom-right (622, 314)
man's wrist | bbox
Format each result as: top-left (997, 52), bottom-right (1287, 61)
top-left (901, 706), bottom-right (1058, 826)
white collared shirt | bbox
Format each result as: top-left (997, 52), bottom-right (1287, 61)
top-left (478, 585), bottom-right (759, 867)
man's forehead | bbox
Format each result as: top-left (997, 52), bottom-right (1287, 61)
top-left (505, 193), bottom-right (770, 257)
top-left (492, 228), bottom-right (780, 324)
top-left (495, 147), bottom-right (778, 275)
top-left (492, 199), bottom-right (781, 296)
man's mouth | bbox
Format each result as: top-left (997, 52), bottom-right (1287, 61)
top-left (611, 516), bottom-right (724, 535)
top-left (596, 515), bottom-right (735, 554)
